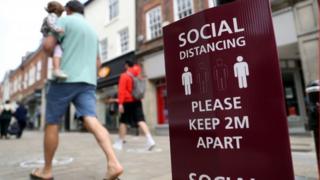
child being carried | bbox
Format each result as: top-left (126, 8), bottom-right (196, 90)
top-left (41, 1), bottom-right (67, 80)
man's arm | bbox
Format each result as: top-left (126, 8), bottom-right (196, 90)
top-left (96, 55), bottom-right (101, 70)
top-left (47, 14), bottom-right (64, 33)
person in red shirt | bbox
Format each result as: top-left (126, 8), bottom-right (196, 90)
top-left (113, 61), bottom-right (155, 151)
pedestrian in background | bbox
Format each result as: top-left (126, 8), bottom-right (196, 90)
top-left (30, 1), bottom-right (123, 180)
top-left (14, 102), bottom-right (28, 139)
top-left (113, 61), bottom-right (156, 151)
top-left (0, 100), bottom-right (13, 139)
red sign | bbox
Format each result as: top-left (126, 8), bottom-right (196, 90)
top-left (163, 0), bottom-right (294, 180)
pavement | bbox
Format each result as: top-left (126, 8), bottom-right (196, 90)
top-left (0, 131), bottom-right (318, 180)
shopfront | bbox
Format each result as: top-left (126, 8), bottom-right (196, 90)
top-left (280, 59), bottom-right (307, 133)
top-left (96, 52), bottom-right (135, 130)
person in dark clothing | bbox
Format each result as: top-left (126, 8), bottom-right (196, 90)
top-left (0, 100), bottom-right (13, 139)
top-left (14, 103), bottom-right (28, 138)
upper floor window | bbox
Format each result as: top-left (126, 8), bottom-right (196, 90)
top-left (99, 38), bottom-right (108, 62)
top-left (208, 0), bottom-right (218, 8)
top-left (119, 28), bottom-right (129, 53)
top-left (13, 79), bottom-right (18, 93)
top-left (28, 66), bottom-right (36, 86)
top-left (24, 73), bottom-right (28, 89)
top-left (146, 6), bottom-right (162, 40)
top-left (47, 58), bottom-right (53, 80)
top-left (174, 0), bottom-right (194, 21)
top-left (36, 61), bottom-right (42, 81)
top-left (108, 0), bottom-right (119, 21)
top-left (18, 75), bottom-right (22, 91)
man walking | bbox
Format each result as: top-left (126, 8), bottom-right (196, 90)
top-left (30, 1), bottom-right (123, 180)
top-left (113, 61), bottom-right (156, 151)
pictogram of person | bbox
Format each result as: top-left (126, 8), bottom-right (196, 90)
top-left (197, 61), bottom-right (210, 95)
top-left (182, 66), bottom-right (193, 95)
top-left (214, 58), bottom-right (228, 91)
top-left (234, 56), bottom-right (249, 89)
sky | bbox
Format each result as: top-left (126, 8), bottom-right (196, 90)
top-left (0, 0), bottom-right (87, 82)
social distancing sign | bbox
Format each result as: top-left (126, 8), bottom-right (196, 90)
top-left (163, 0), bottom-right (294, 180)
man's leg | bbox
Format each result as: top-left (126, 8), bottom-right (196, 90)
top-left (44, 124), bottom-right (59, 174)
top-left (119, 123), bottom-right (127, 140)
top-left (83, 116), bottom-right (123, 178)
top-left (112, 123), bottom-right (127, 150)
top-left (138, 121), bottom-right (156, 150)
top-left (3, 119), bottom-right (10, 138)
top-left (30, 124), bottom-right (59, 178)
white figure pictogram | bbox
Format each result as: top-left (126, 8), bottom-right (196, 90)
top-left (234, 56), bottom-right (249, 89)
top-left (182, 67), bottom-right (193, 95)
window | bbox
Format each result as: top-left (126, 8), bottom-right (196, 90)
top-left (174, 0), bottom-right (194, 20)
top-left (208, 0), bottom-right (218, 7)
top-left (108, 0), bottom-right (119, 21)
top-left (36, 61), bottom-right (42, 81)
top-left (24, 73), bottom-right (28, 89)
top-left (47, 57), bottom-right (53, 79)
top-left (99, 38), bottom-right (108, 62)
top-left (28, 66), bottom-right (36, 86)
top-left (146, 6), bottom-right (162, 40)
top-left (119, 28), bottom-right (129, 53)
top-left (18, 75), bottom-right (22, 91)
top-left (13, 79), bottom-right (17, 93)
top-left (15, 79), bottom-right (18, 92)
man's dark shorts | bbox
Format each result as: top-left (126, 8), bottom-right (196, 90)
top-left (46, 82), bottom-right (97, 124)
top-left (120, 101), bottom-right (145, 127)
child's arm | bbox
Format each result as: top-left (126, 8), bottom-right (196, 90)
top-left (47, 14), bottom-right (64, 34)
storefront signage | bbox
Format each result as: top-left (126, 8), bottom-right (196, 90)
top-left (98, 66), bottom-right (111, 78)
top-left (163, 0), bottom-right (294, 179)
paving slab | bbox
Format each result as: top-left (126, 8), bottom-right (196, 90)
top-left (0, 131), bottom-right (318, 180)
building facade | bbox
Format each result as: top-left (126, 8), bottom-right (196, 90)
top-left (7, 50), bottom-right (49, 129)
top-left (135, 0), bottom-right (319, 135)
top-left (272, 0), bottom-right (319, 133)
top-left (135, 0), bottom-right (217, 134)
top-left (85, 0), bottom-right (137, 130)
top-left (1, 0), bottom-right (317, 134)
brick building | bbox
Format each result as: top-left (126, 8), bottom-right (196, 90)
top-left (134, 0), bottom-right (217, 134)
top-left (4, 49), bottom-right (49, 129)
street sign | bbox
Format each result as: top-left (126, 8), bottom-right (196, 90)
top-left (163, 0), bottom-right (295, 180)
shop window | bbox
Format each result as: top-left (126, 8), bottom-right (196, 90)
top-left (283, 73), bottom-right (299, 116)
top-left (146, 6), bottom-right (162, 40)
top-left (156, 81), bottom-right (169, 124)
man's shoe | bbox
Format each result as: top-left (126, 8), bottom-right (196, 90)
top-left (146, 141), bottom-right (156, 151)
top-left (113, 141), bottom-right (123, 151)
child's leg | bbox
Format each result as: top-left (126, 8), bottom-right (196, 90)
top-left (53, 45), bottom-right (63, 71)
top-left (52, 45), bottom-right (68, 79)
top-left (43, 35), bottom-right (57, 54)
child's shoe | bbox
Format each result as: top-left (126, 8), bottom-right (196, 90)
top-left (53, 69), bottom-right (68, 80)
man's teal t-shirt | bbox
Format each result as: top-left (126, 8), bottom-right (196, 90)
top-left (57, 13), bottom-right (98, 86)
